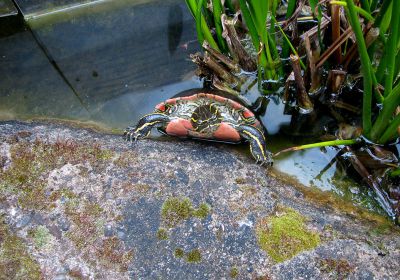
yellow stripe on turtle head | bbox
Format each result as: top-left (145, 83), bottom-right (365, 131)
top-left (242, 130), bottom-right (266, 159)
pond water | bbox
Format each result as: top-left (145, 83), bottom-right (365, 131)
top-left (0, 0), bottom-right (384, 215)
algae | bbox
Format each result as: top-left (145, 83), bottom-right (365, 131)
top-left (256, 206), bottom-right (320, 263)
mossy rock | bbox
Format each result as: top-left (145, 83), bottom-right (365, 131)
top-left (256, 206), bottom-right (320, 263)
top-left (0, 219), bottom-right (42, 279)
top-left (186, 249), bottom-right (201, 263)
top-left (161, 197), bottom-right (193, 227)
top-left (161, 197), bottom-right (211, 227)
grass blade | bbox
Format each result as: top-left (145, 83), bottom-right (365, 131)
top-left (382, 0), bottom-right (400, 97)
top-left (379, 114), bottom-right (400, 143)
top-left (212, 0), bottom-right (228, 52)
top-left (371, 84), bottom-right (400, 141)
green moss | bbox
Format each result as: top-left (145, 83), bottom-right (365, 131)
top-left (186, 249), bottom-right (202, 263)
top-left (230, 267), bottom-right (239, 278)
top-left (156, 228), bottom-right (168, 240)
top-left (0, 218), bottom-right (42, 279)
top-left (29, 226), bottom-right (51, 248)
top-left (256, 206), bottom-right (320, 263)
top-left (193, 203), bottom-right (211, 219)
top-left (161, 197), bottom-right (193, 227)
top-left (174, 248), bottom-right (184, 258)
top-left (160, 197), bottom-right (211, 227)
top-left (0, 139), bottom-right (113, 212)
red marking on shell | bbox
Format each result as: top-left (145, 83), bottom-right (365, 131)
top-left (243, 109), bottom-right (254, 118)
top-left (181, 95), bottom-right (197, 101)
top-left (229, 100), bottom-right (242, 110)
top-left (197, 93), bottom-right (207, 98)
top-left (214, 95), bottom-right (226, 103)
top-left (165, 98), bottom-right (177, 105)
top-left (213, 122), bottom-right (241, 141)
top-left (155, 103), bottom-right (166, 112)
top-left (166, 119), bottom-right (193, 136)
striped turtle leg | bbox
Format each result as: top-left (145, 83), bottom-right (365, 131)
top-left (124, 113), bottom-right (170, 141)
top-left (237, 125), bottom-right (273, 166)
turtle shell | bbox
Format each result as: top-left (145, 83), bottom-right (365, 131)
top-left (154, 93), bottom-right (262, 142)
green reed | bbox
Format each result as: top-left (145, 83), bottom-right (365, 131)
top-left (344, 0), bottom-right (400, 144)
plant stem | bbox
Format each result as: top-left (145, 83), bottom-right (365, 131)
top-left (371, 84), bottom-right (400, 141)
top-left (345, 0), bottom-right (373, 138)
top-left (378, 113), bottom-right (400, 143)
top-left (212, 0), bottom-right (228, 52)
top-left (275, 19), bottom-right (306, 70)
top-left (383, 0), bottom-right (400, 97)
top-left (274, 139), bottom-right (358, 156)
top-left (187, 0), bottom-right (220, 51)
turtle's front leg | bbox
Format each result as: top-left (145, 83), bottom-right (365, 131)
top-left (124, 113), bottom-right (170, 141)
top-left (238, 124), bottom-right (273, 166)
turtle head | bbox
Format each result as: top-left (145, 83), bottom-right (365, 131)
top-left (250, 144), bottom-right (273, 167)
top-left (238, 125), bottom-right (273, 167)
top-left (124, 124), bottom-right (151, 142)
top-left (124, 113), bottom-right (170, 142)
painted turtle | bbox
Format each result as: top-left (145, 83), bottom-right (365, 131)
top-left (124, 92), bottom-right (272, 165)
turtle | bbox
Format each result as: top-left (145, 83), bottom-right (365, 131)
top-left (124, 92), bottom-right (273, 165)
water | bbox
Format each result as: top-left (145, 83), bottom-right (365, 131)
top-left (0, 0), bottom-right (383, 215)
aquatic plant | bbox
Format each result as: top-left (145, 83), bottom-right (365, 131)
top-left (184, 1), bottom-right (400, 221)
top-left (185, 0), bottom-right (283, 85)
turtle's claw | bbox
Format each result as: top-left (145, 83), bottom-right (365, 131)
top-left (255, 153), bottom-right (273, 167)
top-left (123, 127), bottom-right (138, 142)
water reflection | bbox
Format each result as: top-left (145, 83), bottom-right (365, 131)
top-left (0, 0), bottom-right (199, 127)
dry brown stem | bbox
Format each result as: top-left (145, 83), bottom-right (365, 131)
top-left (204, 52), bottom-right (239, 85)
top-left (202, 41), bottom-right (240, 73)
top-left (290, 54), bottom-right (313, 111)
top-left (304, 35), bottom-right (320, 92)
top-left (316, 27), bottom-right (353, 68)
top-left (222, 14), bottom-right (257, 71)
top-left (327, 69), bottom-right (347, 93)
top-left (331, 4), bottom-right (342, 63)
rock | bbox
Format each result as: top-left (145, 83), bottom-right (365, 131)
top-left (104, 224), bottom-right (114, 237)
top-left (15, 214), bottom-right (32, 228)
top-left (0, 121), bottom-right (399, 279)
top-left (57, 218), bottom-right (70, 232)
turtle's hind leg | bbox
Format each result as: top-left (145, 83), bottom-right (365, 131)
top-left (124, 113), bottom-right (170, 141)
top-left (238, 124), bottom-right (273, 166)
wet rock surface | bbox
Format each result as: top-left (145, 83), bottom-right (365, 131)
top-left (0, 121), bottom-right (399, 279)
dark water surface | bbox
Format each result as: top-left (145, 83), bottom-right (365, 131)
top-left (0, 0), bottom-right (383, 214)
